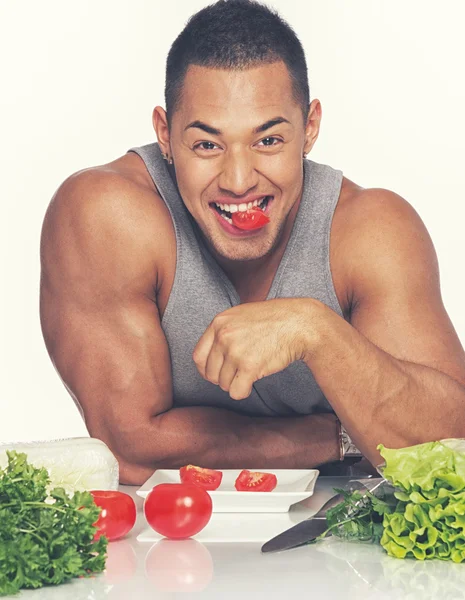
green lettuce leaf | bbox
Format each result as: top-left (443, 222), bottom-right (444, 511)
top-left (377, 439), bottom-right (465, 562)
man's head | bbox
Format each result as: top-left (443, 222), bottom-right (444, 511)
top-left (165, 0), bottom-right (310, 127)
top-left (153, 0), bottom-right (322, 263)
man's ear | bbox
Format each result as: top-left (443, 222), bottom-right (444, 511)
top-left (303, 99), bottom-right (322, 156)
top-left (152, 106), bottom-right (171, 158)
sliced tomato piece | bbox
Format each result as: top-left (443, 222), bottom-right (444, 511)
top-left (231, 207), bottom-right (270, 230)
top-left (234, 470), bottom-right (278, 492)
top-left (179, 465), bottom-right (223, 491)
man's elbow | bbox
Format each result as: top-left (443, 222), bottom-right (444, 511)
top-left (87, 416), bottom-right (167, 485)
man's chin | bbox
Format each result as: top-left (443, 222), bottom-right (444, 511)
top-left (195, 220), bottom-right (280, 263)
top-left (208, 237), bottom-right (276, 263)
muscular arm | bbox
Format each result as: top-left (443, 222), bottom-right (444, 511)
top-left (40, 170), bottom-right (339, 484)
top-left (302, 189), bottom-right (465, 465)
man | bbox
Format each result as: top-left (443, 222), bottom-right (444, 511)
top-left (40, 0), bottom-right (465, 485)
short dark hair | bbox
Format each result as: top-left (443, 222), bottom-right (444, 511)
top-left (165, 0), bottom-right (310, 126)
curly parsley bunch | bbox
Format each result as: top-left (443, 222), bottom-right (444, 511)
top-left (0, 451), bottom-right (107, 596)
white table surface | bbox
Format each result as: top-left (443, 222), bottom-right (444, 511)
top-left (9, 477), bottom-right (465, 600)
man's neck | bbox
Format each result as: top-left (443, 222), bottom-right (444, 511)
top-left (209, 196), bottom-right (301, 302)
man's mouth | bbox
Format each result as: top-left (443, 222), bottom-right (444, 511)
top-left (211, 196), bottom-right (272, 225)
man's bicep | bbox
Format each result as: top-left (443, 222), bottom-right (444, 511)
top-left (40, 169), bottom-right (174, 457)
top-left (41, 288), bottom-right (173, 429)
top-left (345, 190), bottom-right (465, 384)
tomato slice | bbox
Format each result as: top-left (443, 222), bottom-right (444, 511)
top-left (179, 465), bottom-right (223, 490)
top-left (144, 483), bottom-right (212, 539)
top-left (231, 207), bottom-right (270, 230)
top-left (234, 470), bottom-right (278, 492)
top-left (90, 490), bottom-right (137, 541)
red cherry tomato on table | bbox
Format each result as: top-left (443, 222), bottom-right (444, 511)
top-left (231, 207), bottom-right (270, 230)
top-left (180, 464), bottom-right (223, 490)
top-left (90, 490), bottom-right (137, 541)
top-left (234, 470), bottom-right (278, 492)
top-left (144, 483), bottom-right (212, 539)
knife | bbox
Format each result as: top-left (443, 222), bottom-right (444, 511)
top-left (261, 492), bottom-right (344, 553)
top-left (261, 478), bottom-right (386, 554)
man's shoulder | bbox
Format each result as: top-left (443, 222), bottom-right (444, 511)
top-left (50, 152), bottom-right (161, 218)
top-left (331, 178), bottom-right (436, 303)
top-left (42, 154), bottom-right (176, 283)
top-left (335, 178), bottom-right (426, 247)
top-left (46, 152), bottom-right (173, 244)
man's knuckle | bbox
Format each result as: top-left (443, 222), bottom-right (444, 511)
top-left (216, 328), bottom-right (231, 343)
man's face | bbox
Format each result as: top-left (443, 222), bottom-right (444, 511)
top-left (166, 61), bottom-right (312, 262)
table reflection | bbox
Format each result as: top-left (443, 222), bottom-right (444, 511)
top-left (103, 539), bottom-right (138, 584)
top-left (314, 537), bottom-right (465, 599)
top-left (145, 539), bottom-right (214, 592)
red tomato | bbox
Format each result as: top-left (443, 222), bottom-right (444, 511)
top-left (90, 490), bottom-right (137, 541)
top-left (144, 483), bottom-right (212, 539)
top-left (234, 470), bottom-right (278, 492)
top-left (179, 465), bottom-right (223, 490)
top-left (231, 207), bottom-right (270, 230)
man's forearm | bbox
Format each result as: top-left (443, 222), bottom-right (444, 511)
top-left (302, 300), bottom-right (465, 465)
top-left (117, 406), bottom-right (339, 485)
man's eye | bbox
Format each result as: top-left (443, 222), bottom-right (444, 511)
top-left (257, 137), bottom-right (282, 147)
top-left (194, 141), bottom-right (219, 151)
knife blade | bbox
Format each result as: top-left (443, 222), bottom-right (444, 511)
top-left (261, 478), bottom-right (386, 554)
top-left (261, 492), bottom-right (344, 553)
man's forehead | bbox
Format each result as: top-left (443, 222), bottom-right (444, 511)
top-left (178, 62), bottom-right (299, 120)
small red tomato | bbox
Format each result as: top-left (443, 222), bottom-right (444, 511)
top-left (234, 470), bottom-right (278, 492)
top-left (231, 207), bottom-right (270, 230)
top-left (179, 465), bottom-right (223, 490)
top-left (90, 490), bottom-right (137, 541)
top-left (144, 483), bottom-right (212, 540)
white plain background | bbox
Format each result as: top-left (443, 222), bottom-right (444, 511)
top-left (1, 1), bottom-right (464, 442)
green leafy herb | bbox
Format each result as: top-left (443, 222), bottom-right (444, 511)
top-left (0, 451), bottom-right (107, 596)
top-left (323, 485), bottom-right (398, 544)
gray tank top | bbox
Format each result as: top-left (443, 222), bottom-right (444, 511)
top-left (127, 142), bottom-right (343, 417)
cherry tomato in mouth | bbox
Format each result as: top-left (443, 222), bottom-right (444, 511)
top-left (90, 490), bottom-right (137, 541)
top-left (234, 470), bottom-right (278, 492)
top-left (144, 483), bottom-right (212, 540)
top-left (180, 465), bottom-right (223, 490)
top-left (231, 207), bottom-right (270, 230)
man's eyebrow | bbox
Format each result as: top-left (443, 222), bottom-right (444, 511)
top-left (184, 116), bottom-right (291, 136)
top-left (184, 120), bottom-right (221, 135)
top-left (253, 117), bottom-right (291, 134)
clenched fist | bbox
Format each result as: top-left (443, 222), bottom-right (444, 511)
top-left (192, 298), bottom-right (317, 400)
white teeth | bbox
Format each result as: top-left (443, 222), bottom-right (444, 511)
top-left (219, 213), bottom-right (232, 224)
top-left (214, 198), bottom-right (269, 213)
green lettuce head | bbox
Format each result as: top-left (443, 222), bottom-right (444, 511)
top-left (377, 439), bottom-right (465, 562)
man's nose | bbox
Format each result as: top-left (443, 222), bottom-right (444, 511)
top-left (218, 148), bottom-right (259, 196)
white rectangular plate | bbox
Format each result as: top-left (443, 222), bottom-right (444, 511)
top-left (137, 468), bottom-right (319, 513)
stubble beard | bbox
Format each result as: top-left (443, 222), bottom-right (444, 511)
top-left (199, 216), bottom-right (288, 263)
